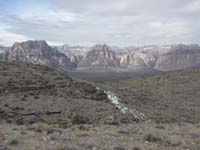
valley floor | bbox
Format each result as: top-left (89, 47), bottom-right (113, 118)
top-left (0, 121), bottom-right (200, 150)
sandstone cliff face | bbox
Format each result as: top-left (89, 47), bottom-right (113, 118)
top-left (1, 40), bottom-right (73, 71)
top-left (119, 44), bottom-right (200, 71)
top-left (1, 41), bottom-right (200, 72)
top-left (79, 44), bottom-right (119, 69)
top-left (154, 44), bottom-right (200, 71)
top-left (120, 53), bottom-right (131, 67)
top-left (56, 44), bottom-right (83, 67)
top-left (120, 51), bottom-right (158, 69)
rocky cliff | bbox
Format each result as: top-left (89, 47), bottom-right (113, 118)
top-left (78, 44), bottom-right (119, 70)
top-left (1, 41), bottom-right (200, 72)
top-left (0, 40), bottom-right (74, 72)
top-left (119, 44), bottom-right (200, 71)
top-left (154, 44), bottom-right (200, 71)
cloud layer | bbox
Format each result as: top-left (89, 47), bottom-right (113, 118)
top-left (0, 0), bottom-right (200, 46)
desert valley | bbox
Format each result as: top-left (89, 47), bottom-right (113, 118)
top-left (1, 0), bottom-right (200, 149)
top-left (0, 40), bottom-right (200, 150)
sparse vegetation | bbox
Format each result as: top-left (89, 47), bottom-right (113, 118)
top-left (72, 114), bottom-right (87, 124)
top-left (0, 62), bottom-right (200, 149)
top-left (143, 131), bottom-right (162, 142)
top-left (8, 139), bottom-right (19, 145)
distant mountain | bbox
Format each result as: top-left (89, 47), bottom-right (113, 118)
top-left (154, 44), bottom-right (200, 71)
top-left (1, 41), bottom-right (200, 73)
top-left (0, 46), bottom-right (9, 54)
top-left (78, 44), bottom-right (119, 70)
top-left (119, 44), bottom-right (200, 71)
top-left (120, 51), bottom-right (157, 69)
top-left (0, 40), bottom-right (74, 72)
top-left (56, 44), bottom-right (84, 67)
top-left (121, 47), bottom-right (161, 69)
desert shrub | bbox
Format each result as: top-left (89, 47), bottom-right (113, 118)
top-left (143, 132), bottom-right (161, 142)
top-left (73, 114), bottom-right (80, 123)
top-left (72, 114), bottom-right (87, 124)
top-left (34, 95), bottom-right (39, 99)
top-left (166, 135), bottom-right (181, 146)
top-left (133, 147), bottom-right (141, 150)
top-left (69, 124), bottom-right (81, 130)
top-left (9, 139), bottom-right (19, 145)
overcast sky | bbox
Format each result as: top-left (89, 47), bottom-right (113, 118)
top-left (0, 0), bottom-right (200, 46)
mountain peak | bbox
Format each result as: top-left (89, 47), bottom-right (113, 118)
top-left (89, 43), bottom-right (109, 50)
top-left (1, 40), bottom-right (73, 72)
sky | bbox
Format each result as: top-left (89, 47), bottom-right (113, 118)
top-left (0, 0), bottom-right (200, 46)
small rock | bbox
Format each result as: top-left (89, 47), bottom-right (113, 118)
top-left (83, 84), bottom-right (97, 93)
top-left (104, 116), bottom-right (118, 125)
top-left (48, 131), bottom-right (65, 141)
top-left (118, 128), bottom-right (130, 135)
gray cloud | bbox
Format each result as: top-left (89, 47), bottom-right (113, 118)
top-left (0, 0), bottom-right (200, 46)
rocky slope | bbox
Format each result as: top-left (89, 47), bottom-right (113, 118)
top-left (91, 67), bottom-right (200, 123)
top-left (0, 61), bottom-right (137, 125)
top-left (0, 41), bottom-right (74, 72)
top-left (0, 62), bottom-right (200, 150)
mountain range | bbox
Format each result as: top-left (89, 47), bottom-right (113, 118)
top-left (1, 40), bottom-right (200, 73)
top-left (0, 46), bottom-right (9, 54)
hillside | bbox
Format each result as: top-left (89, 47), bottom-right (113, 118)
top-left (0, 62), bottom-right (199, 150)
top-left (0, 61), bottom-right (135, 125)
top-left (90, 67), bottom-right (200, 123)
